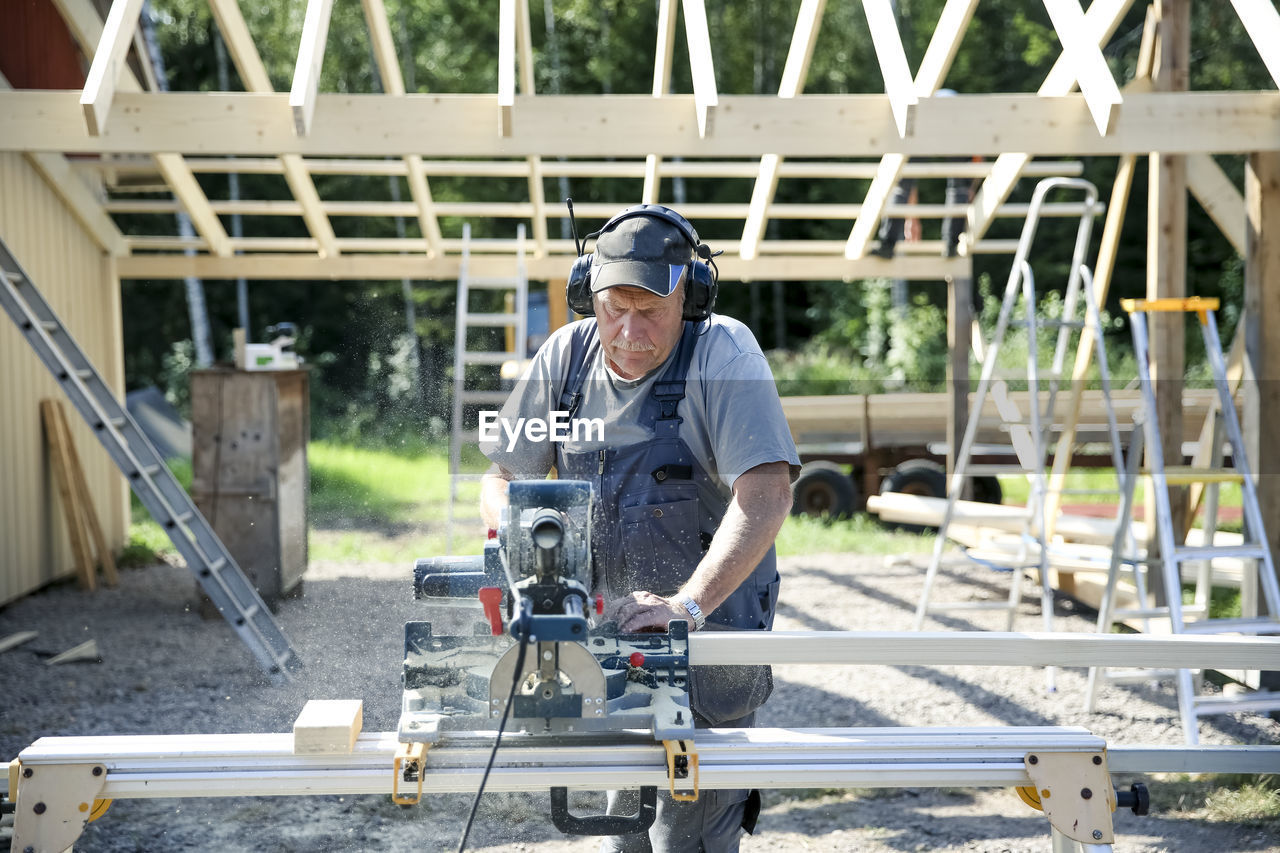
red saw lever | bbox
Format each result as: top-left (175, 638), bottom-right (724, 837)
top-left (478, 587), bottom-right (504, 636)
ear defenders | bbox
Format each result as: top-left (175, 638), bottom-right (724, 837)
top-left (565, 204), bottom-right (718, 321)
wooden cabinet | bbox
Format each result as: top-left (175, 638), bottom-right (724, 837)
top-left (191, 368), bottom-right (309, 609)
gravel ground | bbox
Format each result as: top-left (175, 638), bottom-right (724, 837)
top-left (2, 548), bottom-right (1278, 852)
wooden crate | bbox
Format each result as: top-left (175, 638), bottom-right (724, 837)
top-left (191, 368), bottom-right (309, 609)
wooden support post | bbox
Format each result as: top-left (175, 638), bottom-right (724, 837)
top-left (1244, 152), bottom-right (1280, 624)
top-left (1146, 0), bottom-right (1190, 575)
top-left (547, 279), bottom-right (568, 333)
top-left (946, 263), bottom-right (972, 494)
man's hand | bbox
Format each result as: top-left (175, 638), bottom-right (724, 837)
top-left (607, 591), bottom-right (692, 633)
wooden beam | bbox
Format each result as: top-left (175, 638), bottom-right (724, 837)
top-left (740, 0), bottom-right (826, 260)
top-left (844, 0), bottom-right (977, 259)
top-left (1042, 0), bottom-right (1123, 135)
top-left (642, 0), bottom-right (680, 203)
top-left (79, 0), bottom-right (144, 135)
top-left (681, 0), bottom-right (718, 137)
top-left (154, 153), bottom-right (232, 257)
top-left (117, 252), bottom-right (967, 282)
top-left (498, 0), bottom-right (516, 137)
top-left (132, 157), bottom-right (1087, 181)
top-left (1244, 152), bottom-right (1280, 605)
top-left (360, 0), bottom-right (443, 256)
top-left (208, 0), bottom-right (338, 257)
top-left (516, 0), bottom-right (548, 256)
top-left (1230, 0), bottom-right (1280, 89)
top-left (860, 0), bottom-right (917, 138)
top-left (1187, 153), bottom-right (1248, 256)
top-left (11, 90), bottom-right (1280, 157)
top-left (289, 0), bottom-right (334, 136)
top-left (1147, 0), bottom-right (1191, 547)
top-left (963, 0), bottom-right (1137, 248)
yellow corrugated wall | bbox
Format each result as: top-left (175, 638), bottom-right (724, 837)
top-left (0, 152), bottom-right (128, 605)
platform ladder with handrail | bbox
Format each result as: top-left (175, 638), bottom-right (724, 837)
top-left (1086, 297), bottom-right (1280, 744)
top-left (913, 179), bottom-right (1127, 690)
top-left (0, 237), bottom-right (301, 682)
top-left (447, 224), bottom-right (528, 550)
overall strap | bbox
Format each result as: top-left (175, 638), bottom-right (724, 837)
top-left (648, 321), bottom-right (699, 429)
top-left (558, 320), bottom-right (600, 419)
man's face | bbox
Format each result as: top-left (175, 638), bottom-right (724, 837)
top-left (593, 283), bottom-right (685, 380)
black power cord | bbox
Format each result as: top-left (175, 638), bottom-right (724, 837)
top-left (455, 606), bottom-right (530, 853)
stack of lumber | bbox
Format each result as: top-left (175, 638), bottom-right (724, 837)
top-left (867, 492), bottom-right (1248, 622)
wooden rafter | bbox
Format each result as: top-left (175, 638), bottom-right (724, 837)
top-left (80, 0), bottom-right (144, 135)
top-left (154, 153), bottom-right (231, 257)
top-left (208, 0), bottom-right (339, 258)
top-left (1230, 0), bottom-right (1280, 89)
top-left (963, 0), bottom-right (1136, 250)
top-left (290, 0), bottom-right (335, 136)
top-left (681, 0), bottom-right (718, 137)
top-left (861, 0), bottom-right (917, 138)
top-left (360, 0), bottom-right (443, 256)
top-left (739, 0), bottom-right (826, 261)
top-left (1042, 0), bottom-right (1123, 135)
top-left (845, 0), bottom-right (978, 259)
top-left (642, 0), bottom-right (680, 204)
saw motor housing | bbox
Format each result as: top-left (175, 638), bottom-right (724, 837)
top-left (399, 480), bottom-right (695, 743)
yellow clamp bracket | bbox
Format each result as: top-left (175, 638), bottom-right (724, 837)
top-left (88, 798), bottom-right (113, 822)
top-left (392, 741), bottom-right (428, 805)
top-left (1120, 296), bottom-right (1220, 325)
top-left (663, 740), bottom-right (699, 803)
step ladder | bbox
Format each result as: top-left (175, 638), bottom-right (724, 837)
top-left (447, 224), bottom-right (527, 550)
top-left (1086, 297), bottom-right (1280, 744)
top-left (914, 179), bottom-right (1126, 687)
top-left (0, 238), bottom-right (302, 683)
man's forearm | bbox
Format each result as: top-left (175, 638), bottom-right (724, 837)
top-left (479, 465), bottom-right (513, 530)
top-left (679, 462), bottom-right (792, 615)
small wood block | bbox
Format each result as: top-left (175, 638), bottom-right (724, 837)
top-left (292, 700), bottom-right (363, 755)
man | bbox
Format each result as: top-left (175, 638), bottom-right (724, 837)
top-left (479, 204), bottom-right (798, 853)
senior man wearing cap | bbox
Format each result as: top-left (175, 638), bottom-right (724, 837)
top-left (479, 204), bottom-right (799, 853)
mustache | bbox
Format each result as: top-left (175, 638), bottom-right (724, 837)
top-left (608, 337), bottom-right (656, 352)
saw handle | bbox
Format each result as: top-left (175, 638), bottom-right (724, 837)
top-left (549, 786), bottom-right (657, 836)
top-left (478, 586), bottom-right (505, 636)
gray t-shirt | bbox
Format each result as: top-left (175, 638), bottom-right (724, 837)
top-left (480, 315), bottom-right (800, 495)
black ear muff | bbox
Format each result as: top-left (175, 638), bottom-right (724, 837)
top-left (566, 254), bottom-right (595, 316)
top-left (564, 204), bottom-right (719, 322)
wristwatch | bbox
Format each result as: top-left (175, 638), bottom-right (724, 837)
top-left (674, 594), bottom-right (706, 630)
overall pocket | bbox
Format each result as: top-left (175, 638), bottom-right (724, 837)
top-left (617, 488), bottom-right (701, 595)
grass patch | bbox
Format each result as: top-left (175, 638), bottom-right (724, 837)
top-left (775, 513), bottom-right (933, 557)
top-left (1143, 774), bottom-right (1280, 826)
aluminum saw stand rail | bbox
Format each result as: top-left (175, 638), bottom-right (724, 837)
top-left (0, 237), bottom-right (301, 682)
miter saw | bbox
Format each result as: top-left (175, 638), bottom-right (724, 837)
top-left (398, 479), bottom-right (696, 745)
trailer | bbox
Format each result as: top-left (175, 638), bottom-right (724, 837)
top-left (782, 388), bottom-right (1219, 518)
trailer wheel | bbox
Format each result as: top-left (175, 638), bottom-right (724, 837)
top-left (878, 459), bottom-right (947, 532)
top-left (973, 475), bottom-right (1003, 505)
top-left (791, 461), bottom-right (857, 520)
top-left (881, 459), bottom-right (947, 499)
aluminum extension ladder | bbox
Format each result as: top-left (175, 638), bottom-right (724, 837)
top-left (1087, 297), bottom-right (1280, 744)
top-left (446, 223), bottom-right (527, 549)
top-left (914, 178), bottom-right (1126, 690)
top-left (0, 238), bottom-right (301, 683)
